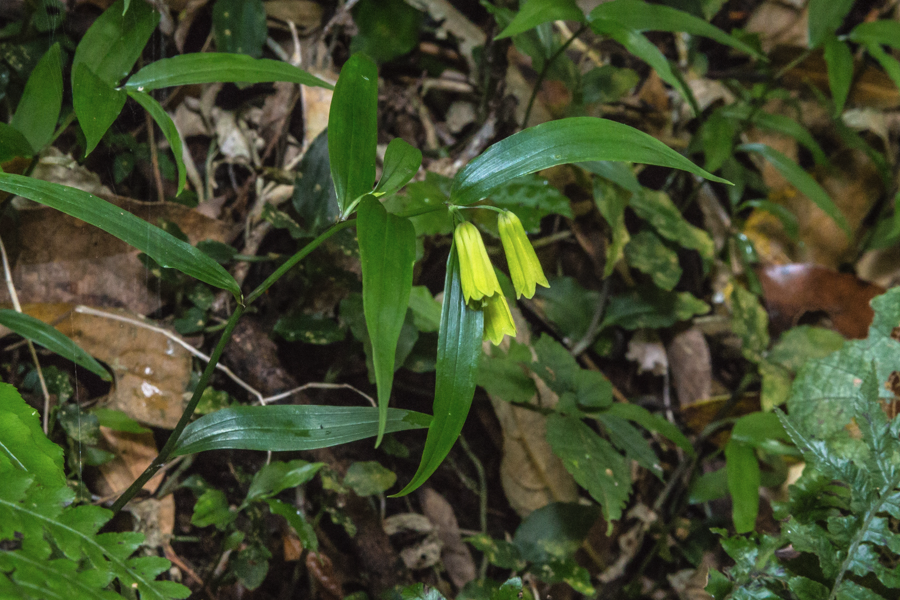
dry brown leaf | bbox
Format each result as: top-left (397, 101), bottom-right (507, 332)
top-left (265, 0), bottom-right (322, 31)
top-left (667, 327), bottom-right (712, 407)
top-left (302, 71), bottom-right (337, 145)
top-left (418, 488), bottom-right (476, 589)
top-left (95, 427), bottom-right (165, 495)
top-left (126, 496), bottom-right (176, 549)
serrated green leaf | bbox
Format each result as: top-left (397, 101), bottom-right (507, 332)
top-left (486, 174), bottom-right (573, 233)
top-left (624, 229), bottom-right (681, 290)
top-left (730, 283), bottom-right (769, 363)
top-left (0, 174), bottom-right (241, 299)
top-left (125, 53), bottom-right (333, 91)
top-left (127, 90), bottom-right (186, 195)
top-left (374, 138), bottom-right (422, 197)
top-left (738, 143), bottom-right (850, 235)
top-left (212, 0), bottom-right (267, 58)
top-left (596, 413), bottom-right (663, 479)
top-left (329, 54), bottom-right (378, 217)
top-left (629, 189), bottom-right (715, 260)
top-left (393, 242), bottom-right (484, 496)
top-left (477, 347), bottom-right (538, 404)
top-left (496, 0), bottom-right (585, 39)
top-left (191, 488), bottom-right (235, 530)
top-left (589, 0), bottom-right (763, 59)
top-left (172, 405), bottom-right (429, 455)
top-left (0, 310), bottom-right (109, 380)
top-left (73, 64), bottom-right (127, 156)
top-left (824, 36), bottom-right (853, 116)
top-left (451, 117), bottom-right (729, 207)
top-left (11, 43), bottom-right (62, 151)
top-left (0, 383), bottom-right (64, 487)
top-left (605, 402), bottom-right (694, 455)
top-left (546, 414), bottom-right (630, 523)
top-left (808, 0), bottom-right (854, 48)
top-left (593, 176), bottom-right (631, 277)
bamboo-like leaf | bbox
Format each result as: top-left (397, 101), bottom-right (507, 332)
top-left (451, 117), bottom-right (729, 206)
top-left (0, 310), bottom-right (109, 381)
top-left (720, 105), bottom-right (827, 164)
top-left (171, 405), bottom-right (431, 455)
top-left (357, 196), bottom-right (416, 446)
top-left (73, 64), bottom-right (127, 156)
top-left (125, 53), bottom-right (333, 91)
top-left (808, 0), bottom-right (854, 49)
top-left (589, 0), bottom-right (764, 59)
top-left (394, 243), bottom-right (484, 496)
top-left (11, 43), bottom-right (62, 151)
top-left (0, 123), bottom-right (34, 163)
top-left (496, 0), bottom-right (585, 39)
top-left (861, 43), bottom-right (900, 101)
top-left (127, 90), bottom-right (186, 195)
top-left (373, 138), bottom-right (422, 197)
top-left (725, 439), bottom-right (760, 534)
top-left (738, 143), bottom-right (849, 235)
top-left (824, 36), bottom-right (853, 116)
top-left (0, 174), bottom-right (241, 299)
top-left (849, 20), bottom-right (900, 50)
top-left (328, 54), bottom-right (378, 218)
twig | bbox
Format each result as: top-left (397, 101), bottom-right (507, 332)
top-left (263, 382), bottom-right (376, 407)
top-left (522, 24), bottom-right (588, 128)
top-left (145, 109), bottom-right (166, 203)
top-left (0, 235), bottom-right (51, 433)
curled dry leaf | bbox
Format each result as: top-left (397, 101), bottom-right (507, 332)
top-left (667, 327), bottom-right (712, 407)
top-left (383, 513), bottom-right (443, 570)
top-left (418, 488), bottom-right (476, 589)
top-left (95, 427), bottom-right (165, 496)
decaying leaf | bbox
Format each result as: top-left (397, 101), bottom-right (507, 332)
top-left (418, 488), bottom-right (476, 589)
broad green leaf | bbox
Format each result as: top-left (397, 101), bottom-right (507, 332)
top-left (589, 19), bottom-right (698, 114)
top-left (408, 286), bottom-right (442, 333)
top-left (738, 143), bottom-right (850, 235)
top-left (402, 583), bottom-right (447, 600)
top-left (451, 117), bottom-right (729, 206)
top-left (394, 242), bottom-right (484, 496)
top-left (191, 488), bottom-right (235, 529)
top-left (373, 138), bottom-right (422, 197)
top-left (720, 105), bottom-right (827, 164)
top-left (824, 36), bottom-right (853, 116)
top-left (357, 195), bottom-right (416, 445)
top-left (700, 110), bottom-right (736, 172)
top-left (466, 535), bottom-right (526, 570)
top-left (730, 283), bottom-right (769, 363)
top-left (601, 285), bottom-right (708, 330)
top-left (243, 460), bottom-right (323, 506)
top-left (0, 123), bottom-right (34, 163)
top-left (329, 53), bottom-right (378, 217)
top-left (91, 407), bottom-right (151, 434)
top-left (0, 383), bottom-right (65, 486)
top-left (589, 0), bottom-right (764, 59)
top-left (478, 344), bottom-right (538, 404)
top-left (497, 0), bottom-right (585, 39)
top-left (629, 190), bottom-right (714, 260)
top-left (11, 43), bottom-right (62, 151)
top-left (849, 20), bottom-right (900, 50)
top-left (0, 310), bottom-right (109, 380)
top-left (72, 0), bottom-right (158, 85)
top-left (213, 0), bottom-right (267, 58)
top-left (171, 405), bottom-right (431, 455)
top-left (350, 0), bottom-right (423, 64)
top-left (73, 64), bottom-right (127, 156)
top-left (513, 502), bottom-right (600, 562)
top-left (808, 0), bottom-right (854, 48)
top-left (725, 440), bottom-right (760, 533)
top-left (266, 498), bottom-right (318, 552)
top-left (768, 326), bottom-right (845, 372)
top-left (546, 413), bottom-right (630, 523)
top-left (624, 229), bottom-right (681, 291)
top-left (125, 53), bottom-right (333, 91)
top-left (273, 314), bottom-right (345, 344)
top-left (292, 129), bottom-right (340, 236)
top-left (344, 461), bottom-right (397, 495)
top-left (128, 90), bottom-right (186, 194)
top-left (593, 176), bottom-right (630, 277)
top-left (0, 174), bottom-right (241, 299)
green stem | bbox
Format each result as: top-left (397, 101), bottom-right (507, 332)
top-left (522, 24), bottom-right (588, 128)
top-left (111, 220), bottom-right (358, 513)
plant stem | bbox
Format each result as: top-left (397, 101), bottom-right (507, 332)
top-left (111, 220), bottom-right (357, 513)
top-left (522, 24), bottom-right (588, 128)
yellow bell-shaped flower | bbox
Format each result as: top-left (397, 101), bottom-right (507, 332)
top-left (454, 221), bottom-right (502, 304)
top-left (482, 293), bottom-right (516, 345)
top-left (498, 211), bottom-right (549, 299)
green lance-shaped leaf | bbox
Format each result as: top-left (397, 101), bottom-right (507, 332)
top-left (329, 53), bottom-right (378, 218)
top-left (0, 383), bottom-right (65, 487)
top-left (170, 405), bottom-right (431, 455)
top-left (808, 0), bottom-right (854, 49)
top-left (0, 123), bottom-right (34, 163)
top-left (725, 439), bottom-right (760, 534)
top-left (11, 43), bottom-right (62, 151)
top-left (0, 310), bottom-right (109, 381)
top-left (373, 138), bottom-right (422, 197)
top-left (824, 36), bottom-right (853, 116)
top-left (451, 117), bottom-right (729, 206)
top-left (861, 43), bottom-right (900, 101)
top-left (737, 143), bottom-right (850, 236)
top-left (357, 195), bottom-right (416, 446)
top-left (496, 0), bottom-right (585, 39)
top-left (849, 20), bottom-right (900, 50)
top-left (71, 0), bottom-right (158, 153)
top-left (127, 90), bottom-right (187, 195)
top-left (719, 105), bottom-right (827, 165)
top-left (73, 64), bottom-right (128, 156)
top-left (0, 174), bottom-right (241, 300)
top-left (125, 53), bottom-right (333, 91)
top-left (589, 0), bottom-right (764, 59)
top-left (394, 242), bottom-right (484, 496)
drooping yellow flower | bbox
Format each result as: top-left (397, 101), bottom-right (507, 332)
top-left (482, 293), bottom-right (516, 345)
top-left (454, 221), bottom-right (502, 304)
top-left (498, 211), bottom-right (549, 299)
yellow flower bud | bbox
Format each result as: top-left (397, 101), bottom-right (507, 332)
top-left (454, 221), bottom-right (502, 304)
top-left (482, 293), bottom-right (516, 345)
top-left (498, 211), bottom-right (549, 299)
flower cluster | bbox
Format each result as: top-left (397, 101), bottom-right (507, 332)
top-left (453, 212), bottom-right (549, 345)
